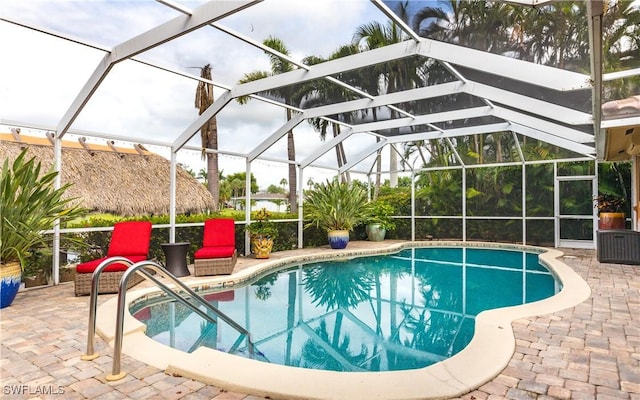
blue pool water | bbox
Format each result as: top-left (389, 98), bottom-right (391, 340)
top-left (131, 247), bottom-right (560, 372)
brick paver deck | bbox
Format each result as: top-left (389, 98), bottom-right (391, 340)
top-left (1, 246), bottom-right (638, 399)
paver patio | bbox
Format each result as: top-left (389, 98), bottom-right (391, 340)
top-left (1, 245), bottom-right (638, 400)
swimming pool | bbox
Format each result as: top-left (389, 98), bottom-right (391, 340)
top-left (95, 241), bottom-right (591, 400)
top-left (131, 247), bottom-right (560, 372)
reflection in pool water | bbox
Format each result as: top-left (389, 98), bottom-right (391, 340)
top-left (131, 247), bottom-right (560, 372)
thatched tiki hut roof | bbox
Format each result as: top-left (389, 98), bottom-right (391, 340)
top-left (1, 133), bottom-right (215, 216)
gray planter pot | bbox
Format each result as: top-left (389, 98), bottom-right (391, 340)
top-left (366, 224), bottom-right (387, 241)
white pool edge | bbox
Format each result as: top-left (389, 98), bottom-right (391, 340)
top-left (95, 241), bottom-right (591, 400)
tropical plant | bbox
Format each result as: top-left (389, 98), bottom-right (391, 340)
top-left (1, 149), bottom-right (86, 267)
top-left (237, 36), bottom-right (299, 213)
top-left (595, 193), bottom-right (626, 213)
top-left (245, 208), bottom-right (278, 238)
top-left (303, 180), bottom-right (369, 232)
top-left (354, 5), bottom-right (421, 188)
top-left (300, 44), bottom-right (363, 183)
top-left (363, 200), bottom-right (396, 231)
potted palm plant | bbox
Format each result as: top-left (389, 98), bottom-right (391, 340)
top-left (1, 149), bottom-right (85, 308)
top-left (303, 180), bottom-right (369, 249)
top-left (246, 208), bottom-right (278, 258)
top-left (595, 193), bottom-right (626, 230)
top-left (364, 200), bottom-right (396, 241)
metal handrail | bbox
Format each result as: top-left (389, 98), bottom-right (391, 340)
top-left (82, 256), bottom-right (134, 361)
top-left (82, 257), bottom-right (253, 381)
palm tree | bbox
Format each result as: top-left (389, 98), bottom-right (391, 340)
top-left (523, 2), bottom-right (589, 70)
top-left (195, 64), bottom-right (219, 210)
top-left (237, 36), bottom-right (299, 213)
top-left (300, 45), bottom-right (363, 183)
top-left (196, 167), bottom-right (207, 185)
top-left (353, 3), bottom-right (421, 188)
top-left (602, 1), bottom-right (640, 99)
top-left (412, 1), bottom-right (513, 53)
top-left (230, 178), bottom-right (243, 208)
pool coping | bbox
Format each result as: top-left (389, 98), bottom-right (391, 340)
top-left (95, 241), bottom-right (591, 400)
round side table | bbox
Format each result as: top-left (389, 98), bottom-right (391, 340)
top-left (161, 242), bottom-right (191, 277)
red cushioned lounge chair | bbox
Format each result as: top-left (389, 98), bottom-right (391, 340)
top-left (193, 219), bottom-right (237, 276)
top-left (74, 221), bottom-right (152, 296)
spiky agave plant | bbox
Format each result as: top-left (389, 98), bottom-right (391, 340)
top-left (0, 149), bottom-right (85, 268)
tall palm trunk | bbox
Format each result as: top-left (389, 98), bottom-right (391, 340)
top-left (195, 64), bottom-right (219, 210)
top-left (332, 124), bottom-right (350, 183)
top-left (286, 108), bottom-right (297, 213)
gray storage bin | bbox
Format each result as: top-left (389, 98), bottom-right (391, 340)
top-left (597, 230), bottom-right (640, 265)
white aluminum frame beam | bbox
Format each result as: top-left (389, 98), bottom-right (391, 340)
top-left (300, 127), bottom-right (360, 168)
top-left (492, 106), bottom-right (594, 143)
top-left (461, 82), bottom-right (592, 125)
top-left (230, 37), bottom-right (590, 102)
top-left (414, 40), bottom-right (591, 92)
top-left (510, 123), bottom-right (595, 155)
top-left (231, 41), bottom-right (419, 98)
top-left (174, 90), bottom-right (234, 151)
top-left (248, 114), bottom-right (306, 160)
top-left (386, 123), bottom-right (513, 144)
top-left (341, 123), bottom-right (511, 171)
top-left (55, 0), bottom-right (259, 137)
top-left (297, 78), bottom-right (590, 129)
top-left (348, 106), bottom-right (494, 134)
top-left (302, 82), bottom-right (463, 119)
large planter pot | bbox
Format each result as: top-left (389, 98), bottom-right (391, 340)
top-left (366, 223), bottom-right (387, 242)
top-left (328, 230), bottom-right (350, 249)
top-left (1, 261), bottom-right (22, 309)
top-left (251, 235), bottom-right (274, 259)
top-left (598, 212), bottom-right (625, 230)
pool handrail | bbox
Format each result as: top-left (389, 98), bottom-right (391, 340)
top-left (82, 257), bottom-right (253, 381)
top-left (82, 256), bottom-right (134, 361)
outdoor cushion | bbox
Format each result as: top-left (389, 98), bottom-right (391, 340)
top-left (76, 255), bottom-right (148, 273)
top-left (201, 219), bottom-right (235, 248)
top-left (194, 246), bottom-right (235, 259)
top-left (76, 221), bottom-right (152, 275)
top-left (106, 221), bottom-right (153, 257)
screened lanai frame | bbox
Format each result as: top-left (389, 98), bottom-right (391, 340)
top-left (1, 0), bottom-right (638, 284)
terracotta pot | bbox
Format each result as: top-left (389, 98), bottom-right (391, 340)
top-left (598, 212), bottom-right (625, 230)
top-left (251, 235), bottom-right (274, 259)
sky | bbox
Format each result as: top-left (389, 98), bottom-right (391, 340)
top-left (0, 0), bottom-right (395, 190)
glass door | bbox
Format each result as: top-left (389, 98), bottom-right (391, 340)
top-left (555, 176), bottom-right (597, 248)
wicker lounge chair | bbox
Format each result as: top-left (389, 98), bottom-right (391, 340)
top-left (193, 219), bottom-right (237, 276)
top-left (74, 221), bottom-right (152, 296)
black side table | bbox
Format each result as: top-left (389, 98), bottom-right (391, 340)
top-left (161, 242), bottom-right (191, 277)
